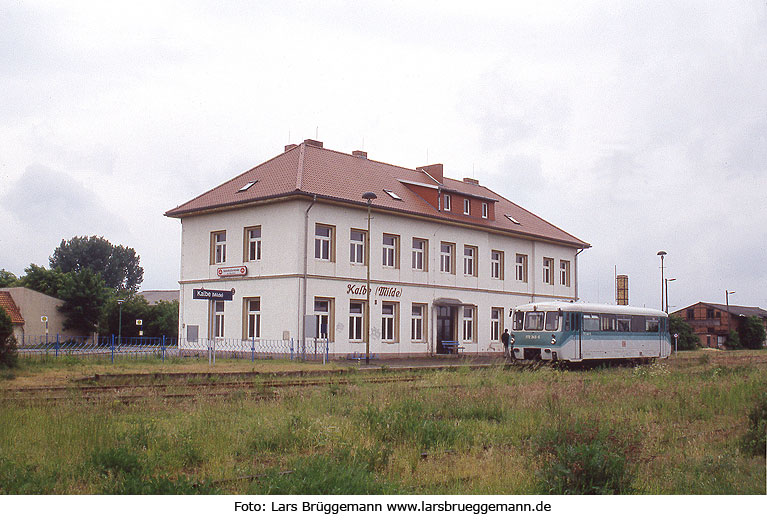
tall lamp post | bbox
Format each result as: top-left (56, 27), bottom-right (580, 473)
top-left (117, 298), bottom-right (125, 346)
top-left (665, 278), bottom-right (676, 314)
top-left (657, 251), bottom-right (667, 311)
top-left (725, 290), bottom-right (736, 333)
top-left (362, 192), bottom-right (377, 365)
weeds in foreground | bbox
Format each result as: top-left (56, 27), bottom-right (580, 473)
top-left (741, 392), bottom-right (767, 456)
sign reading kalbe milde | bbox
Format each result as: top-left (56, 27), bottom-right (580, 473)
top-left (193, 288), bottom-right (234, 301)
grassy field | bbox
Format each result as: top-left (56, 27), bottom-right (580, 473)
top-left (0, 350), bottom-right (765, 494)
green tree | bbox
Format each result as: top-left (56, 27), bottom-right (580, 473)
top-left (15, 264), bottom-right (68, 298)
top-left (100, 296), bottom-right (179, 339)
top-left (0, 307), bottom-right (18, 368)
top-left (147, 299), bottom-right (179, 339)
top-left (740, 316), bottom-right (766, 350)
top-left (725, 329), bottom-right (741, 350)
top-left (50, 236), bottom-right (144, 292)
top-left (57, 269), bottom-right (108, 332)
top-left (0, 269), bottom-right (17, 288)
top-left (669, 314), bottom-right (700, 351)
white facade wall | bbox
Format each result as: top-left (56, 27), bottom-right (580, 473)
top-left (177, 199), bottom-right (578, 357)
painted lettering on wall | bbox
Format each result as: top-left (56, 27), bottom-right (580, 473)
top-left (346, 284), bottom-right (403, 298)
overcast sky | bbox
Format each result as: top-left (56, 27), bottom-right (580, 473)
top-left (1, 0), bottom-right (765, 311)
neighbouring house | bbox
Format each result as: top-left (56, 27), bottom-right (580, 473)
top-left (165, 139), bottom-right (590, 358)
top-left (0, 287), bottom-right (93, 345)
top-left (139, 290), bottom-right (180, 305)
top-left (673, 302), bottom-right (767, 348)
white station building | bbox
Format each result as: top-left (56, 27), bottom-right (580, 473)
top-left (166, 139), bottom-right (589, 358)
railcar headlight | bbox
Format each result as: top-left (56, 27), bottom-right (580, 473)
top-left (550, 335), bottom-right (557, 345)
top-left (510, 334), bottom-right (515, 345)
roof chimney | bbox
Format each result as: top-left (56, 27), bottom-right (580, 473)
top-left (352, 150), bottom-right (367, 159)
top-left (418, 163), bottom-right (443, 184)
top-left (284, 144), bottom-right (297, 152)
top-left (303, 139), bottom-right (323, 148)
top-left (462, 177), bottom-right (479, 185)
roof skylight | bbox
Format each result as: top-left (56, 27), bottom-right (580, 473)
top-left (383, 189), bottom-right (402, 201)
top-left (505, 214), bottom-right (521, 225)
top-left (237, 181), bottom-right (257, 192)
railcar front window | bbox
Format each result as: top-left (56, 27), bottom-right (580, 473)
top-left (545, 311), bottom-right (559, 331)
top-left (525, 311), bottom-right (545, 331)
top-left (583, 314), bottom-right (600, 331)
top-left (512, 311), bottom-right (524, 330)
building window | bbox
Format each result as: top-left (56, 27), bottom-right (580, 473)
top-left (382, 302), bottom-right (398, 342)
top-left (560, 260), bottom-right (571, 287)
top-left (314, 224), bottom-right (334, 261)
top-left (440, 242), bottom-right (455, 274)
top-left (491, 307), bottom-right (503, 341)
top-left (443, 193), bottom-right (451, 211)
top-left (244, 226), bottom-right (261, 262)
top-left (491, 250), bottom-right (504, 280)
top-left (543, 257), bottom-right (554, 285)
top-left (463, 198), bottom-right (470, 215)
top-left (244, 298), bottom-right (261, 339)
top-left (687, 309), bottom-right (694, 320)
top-left (349, 300), bottom-right (365, 341)
top-left (462, 306), bottom-right (475, 342)
top-left (411, 304), bottom-right (426, 342)
top-left (515, 254), bottom-right (528, 282)
top-left (382, 234), bottom-right (399, 268)
top-left (463, 245), bottom-right (477, 276)
top-left (412, 238), bottom-right (427, 271)
top-left (314, 298), bottom-right (334, 341)
top-left (350, 229), bottom-right (365, 265)
top-left (481, 202), bottom-right (488, 219)
top-left (211, 231), bottom-right (227, 264)
top-left (214, 300), bottom-right (225, 338)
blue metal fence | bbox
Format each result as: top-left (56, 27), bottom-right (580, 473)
top-left (17, 335), bottom-right (330, 363)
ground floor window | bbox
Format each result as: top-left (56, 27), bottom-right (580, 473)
top-left (314, 298), bottom-right (334, 341)
top-left (411, 303), bottom-right (426, 342)
top-left (213, 300), bottom-right (225, 338)
top-left (462, 306), bottom-right (475, 342)
top-left (491, 307), bottom-right (503, 341)
top-left (244, 298), bottom-right (261, 339)
top-left (382, 302), bottom-right (398, 342)
top-left (349, 300), bottom-right (365, 341)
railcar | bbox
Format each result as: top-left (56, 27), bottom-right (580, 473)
top-left (507, 302), bottom-right (671, 363)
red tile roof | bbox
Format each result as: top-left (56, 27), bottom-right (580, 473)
top-left (0, 291), bottom-right (24, 325)
top-left (166, 140), bottom-right (589, 248)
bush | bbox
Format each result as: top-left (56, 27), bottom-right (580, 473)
top-left (740, 317), bottom-right (766, 350)
top-left (533, 418), bottom-right (640, 494)
top-left (741, 392), bottom-right (767, 456)
top-left (0, 307), bottom-right (18, 369)
top-left (724, 329), bottom-right (741, 350)
top-left (669, 314), bottom-right (701, 351)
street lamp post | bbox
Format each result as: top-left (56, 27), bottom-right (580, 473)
top-left (657, 251), bottom-right (667, 311)
top-left (665, 278), bottom-right (676, 314)
top-left (725, 290), bottom-right (736, 333)
top-left (117, 299), bottom-right (125, 346)
top-left (362, 192), bottom-right (377, 365)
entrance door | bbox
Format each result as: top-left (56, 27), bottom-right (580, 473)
top-left (436, 306), bottom-right (455, 354)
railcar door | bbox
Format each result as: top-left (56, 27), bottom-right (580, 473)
top-left (574, 312), bottom-right (582, 360)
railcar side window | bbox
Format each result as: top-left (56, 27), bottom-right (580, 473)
top-left (525, 311), bottom-right (545, 331)
top-left (630, 315), bottom-right (645, 332)
top-left (512, 311), bottom-right (524, 331)
top-left (545, 311), bottom-right (559, 331)
top-left (600, 314), bottom-right (616, 331)
top-left (564, 313), bottom-right (572, 331)
top-left (583, 314), bottom-right (600, 331)
top-left (617, 316), bottom-right (631, 332)
top-left (645, 317), bottom-right (660, 332)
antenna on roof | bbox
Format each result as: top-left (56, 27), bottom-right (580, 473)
top-left (426, 147), bottom-right (429, 163)
top-left (288, 129), bottom-right (291, 143)
top-left (315, 126), bottom-right (319, 140)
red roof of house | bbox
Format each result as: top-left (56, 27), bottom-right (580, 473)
top-left (165, 140), bottom-right (590, 248)
top-left (0, 291), bottom-right (24, 325)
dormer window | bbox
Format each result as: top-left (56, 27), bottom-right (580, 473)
top-left (443, 194), bottom-right (451, 211)
top-left (463, 199), bottom-right (470, 215)
top-left (481, 202), bottom-right (488, 219)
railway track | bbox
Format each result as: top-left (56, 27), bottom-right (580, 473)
top-left (0, 374), bottom-right (425, 404)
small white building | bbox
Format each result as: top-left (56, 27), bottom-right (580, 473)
top-left (166, 140), bottom-right (589, 358)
